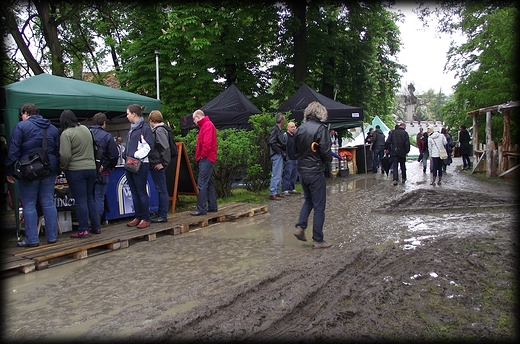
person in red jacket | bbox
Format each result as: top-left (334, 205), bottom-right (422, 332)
top-left (191, 109), bottom-right (218, 216)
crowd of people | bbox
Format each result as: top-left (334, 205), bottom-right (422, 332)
top-left (4, 103), bottom-right (179, 247)
top-left (5, 101), bottom-right (471, 250)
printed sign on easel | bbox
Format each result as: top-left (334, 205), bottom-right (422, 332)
top-left (166, 142), bottom-right (198, 213)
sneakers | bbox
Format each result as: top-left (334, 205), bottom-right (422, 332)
top-left (150, 216), bottom-right (167, 223)
top-left (70, 230), bottom-right (89, 238)
top-left (392, 180), bottom-right (398, 186)
top-left (312, 240), bottom-right (332, 249)
top-left (290, 190), bottom-right (300, 194)
top-left (17, 240), bottom-right (39, 247)
top-left (282, 191), bottom-right (291, 196)
top-left (89, 228), bottom-right (102, 234)
top-left (293, 226), bottom-right (307, 241)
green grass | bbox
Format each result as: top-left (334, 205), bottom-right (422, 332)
top-left (172, 184), bottom-right (303, 213)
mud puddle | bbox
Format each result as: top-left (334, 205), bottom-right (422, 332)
top-left (2, 159), bottom-right (518, 342)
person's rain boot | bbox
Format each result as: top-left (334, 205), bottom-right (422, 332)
top-left (430, 176), bottom-right (436, 186)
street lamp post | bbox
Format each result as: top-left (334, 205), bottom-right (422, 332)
top-left (154, 49), bottom-right (160, 100)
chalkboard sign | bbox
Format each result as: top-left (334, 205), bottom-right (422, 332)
top-left (167, 142), bottom-right (198, 213)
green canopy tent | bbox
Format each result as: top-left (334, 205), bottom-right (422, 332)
top-left (1, 73), bottom-right (161, 239)
top-left (1, 73), bottom-right (161, 139)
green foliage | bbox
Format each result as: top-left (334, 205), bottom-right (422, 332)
top-left (242, 113), bottom-right (274, 192)
top-left (419, 3), bottom-right (519, 144)
top-left (8, 2), bottom-right (405, 129)
top-left (213, 129), bottom-right (256, 198)
top-left (179, 127), bottom-right (258, 199)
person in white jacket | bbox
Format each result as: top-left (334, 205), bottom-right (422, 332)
top-left (428, 130), bottom-right (448, 186)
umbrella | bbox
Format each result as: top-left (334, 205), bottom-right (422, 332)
top-left (381, 153), bottom-right (391, 176)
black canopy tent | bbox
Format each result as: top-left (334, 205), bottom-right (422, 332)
top-left (180, 84), bottom-right (262, 135)
top-left (277, 83), bottom-right (367, 173)
top-left (276, 84), bottom-right (364, 129)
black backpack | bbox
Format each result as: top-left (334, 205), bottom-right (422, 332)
top-left (16, 128), bottom-right (51, 181)
top-left (89, 129), bottom-right (103, 175)
top-left (157, 125), bottom-right (178, 157)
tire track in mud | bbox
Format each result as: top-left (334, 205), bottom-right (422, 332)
top-left (375, 189), bottom-right (519, 213)
top-left (135, 245), bottom-right (414, 342)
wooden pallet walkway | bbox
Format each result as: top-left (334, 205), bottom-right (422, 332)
top-left (0, 202), bottom-right (268, 275)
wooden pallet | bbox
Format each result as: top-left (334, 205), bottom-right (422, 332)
top-left (0, 252), bottom-right (36, 274)
top-left (0, 202), bottom-right (267, 274)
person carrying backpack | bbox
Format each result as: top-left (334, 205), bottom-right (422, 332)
top-left (148, 110), bottom-right (176, 223)
top-left (5, 103), bottom-right (60, 247)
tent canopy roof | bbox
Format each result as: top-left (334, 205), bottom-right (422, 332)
top-left (180, 84), bottom-right (261, 134)
top-left (1, 73), bottom-right (160, 122)
top-left (277, 84), bottom-right (364, 128)
top-left (366, 115), bottom-right (390, 133)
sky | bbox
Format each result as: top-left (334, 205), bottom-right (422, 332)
top-left (393, 5), bottom-right (465, 95)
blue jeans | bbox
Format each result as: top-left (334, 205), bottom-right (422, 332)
top-left (392, 155), bottom-right (407, 181)
top-left (296, 173), bottom-right (327, 242)
top-left (94, 175), bottom-right (108, 218)
top-left (422, 151), bottom-right (430, 171)
top-left (269, 154), bottom-right (283, 195)
top-left (372, 147), bottom-right (384, 172)
top-left (196, 158), bottom-right (217, 212)
top-left (282, 159), bottom-right (298, 192)
top-left (125, 163), bottom-right (150, 221)
top-left (150, 167), bottom-right (169, 218)
top-left (18, 173), bottom-right (58, 244)
top-left (65, 169), bottom-right (100, 232)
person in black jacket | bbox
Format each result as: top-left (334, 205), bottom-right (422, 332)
top-left (371, 125), bottom-right (385, 173)
top-left (268, 113), bottom-right (287, 200)
top-left (90, 112), bottom-right (119, 230)
top-left (281, 121), bottom-right (299, 196)
top-left (458, 124), bottom-right (472, 170)
top-left (385, 122), bottom-right (410, 185)
top-left (293, 102), bottom-right (332, 249)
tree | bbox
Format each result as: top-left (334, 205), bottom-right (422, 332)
top-left (2, 0), bottom-right (132, 83)
top-left (417, 2), bottom-right (519, 143)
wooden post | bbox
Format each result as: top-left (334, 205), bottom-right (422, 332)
top-left (472, 113), bottom-right (478, 164)
top-left (502, 111), bottom-right (511, 172)
top-left (485, 110), bottom-right (496, 177)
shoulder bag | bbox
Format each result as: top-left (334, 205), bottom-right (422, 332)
top-left (433, 139), bottom-right (449, 162)
top-left (15, 128), bottom-right (51, 181)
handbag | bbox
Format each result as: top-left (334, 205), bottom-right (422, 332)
top-left (433, 139), bottom-right (449, 162)
top-left (124, 156), bottom-right (142, 173)
top-left (15, 128), bottom-right (51, 181)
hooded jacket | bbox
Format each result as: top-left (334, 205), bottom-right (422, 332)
top-left (148, 123), bottom-right (172, 167)
top-left (385, 127), bottom-right (410, 157)
top-left (294, 115), bottom-right (331, 175)
top-left (372, 128), bottom-right (385, 149)
top-left (5, 114), bottom-right (59, 176)
top-left (428, 131), bottom-right (448, 158)
top-left (195, 116), bottom-right (217, 164)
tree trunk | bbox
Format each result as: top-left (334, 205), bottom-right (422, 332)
top-left (2, 7), bottom-right (44, 75)
top-left (33, 0), bottom-right (66, 76)
top-left (289, 1), bottom-right (307, 85)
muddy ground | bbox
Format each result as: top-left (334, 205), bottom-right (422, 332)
top-left (2, 159), bottom-right (519, 343)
